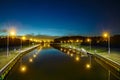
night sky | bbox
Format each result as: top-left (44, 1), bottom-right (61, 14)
top-left (0, 0), bottom-right (120, 36)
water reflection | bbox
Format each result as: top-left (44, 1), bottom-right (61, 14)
top-left (55, 46), bottom-right (120, 80)
top-left (29, 58), bottom-right (33, 62)
top-left (85, 54), bottom-right (92, 69)
top-left (86, 64), bottom-right (91, 69)
top-left (95, 57), bottom-right (120, 80)
top-left (5, 45), bottom-right (120, 80)
top-left (20, 65), bottom-right (27, 72)
top-left (70, 53), bottom-right (73, 57)
top-left (19, 46), bottom-right (42, 73)
top-left (19, 58), bottom-right (27, 73)
top-left (75, 56), bottom-right (80, 61)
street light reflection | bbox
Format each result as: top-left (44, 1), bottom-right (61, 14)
top-left (86, 64), bottom-right (91, 69)
top-left (20, 65), bottom-right (27, 72)
top-left (33, 54), bottom-right (37, 58)
top-left (67, 51), bottom-right (70, 55)
top-left (70, 53), bottom-right (73, 57)
top-left (60, 48), bottom-right (63, 51)
top-left (75, 56), bottom-right (80, 61)
top-left (29, 58), bottom-right (33, 62)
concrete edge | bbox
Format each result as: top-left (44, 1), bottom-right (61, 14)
top-left (0, 44), bottom-right (40, 80)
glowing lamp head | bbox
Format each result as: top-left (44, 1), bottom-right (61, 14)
top-left (103, 33), bottom-right (108, 38)
top-left (76, 40), bottom-right (79, 42)
top-left (10, 31), bottom-right (15, 36)
top-left (102, 32), bottom-right (110, 38)
top-left (30, 38), bottom-right (33, 41)
top-left (8, 28), bottom-right (16, 36)
top-left (87, 38), bottom-right (91, 42)
top-left (22, 36), bottom-right (26, 40)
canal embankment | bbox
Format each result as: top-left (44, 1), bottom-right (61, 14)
top-left (0, 44), bottom-right (40, 80)
top-left (57, 44), bottom-right (120, 73)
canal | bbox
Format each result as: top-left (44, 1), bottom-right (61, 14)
top-left (5, 45), bottom-right (120, 80)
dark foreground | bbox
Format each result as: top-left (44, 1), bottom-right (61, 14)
top-left (5, 46), bottom-right (119, 80)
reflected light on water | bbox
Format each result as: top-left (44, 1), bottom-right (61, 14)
top-left (60, 48), bottom-right (63, 51)
top-left (64, 49), bottom-right (66, 52)
top-left (73, 50), bottom-right (76, 53)
top-left (67, 51), bottom-right (70, 55)
top-left (70, 53), bottom-right (73, 57)
top-left (29, 58), bottom-right (33, 62)
top-left (20, 65), bottom-right (27, 72)
top-left (86, 64), bottom-right (91, 69)
top-left (75, 56), bottom-right (80, 61)
top-left (33, 54), bottom-right (37, 58)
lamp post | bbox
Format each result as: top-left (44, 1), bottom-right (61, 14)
top-left (7, 30), bottom-right (16, 57)
top-left (21, 36), bottom-right (26, 50)
top-left (103, 32), bottom-right (110, 54)
top-left (87, 38), bottom-right (91, 52)
top-left (29, 38), bottom-right (33, 47)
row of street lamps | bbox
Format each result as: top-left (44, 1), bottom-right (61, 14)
top-left (6, 30), bottom-right (41, 57)
top-left (85, 32), bottom-right (110, 54)
top-left (61, 32), bottom-right (110, 54)
top-left (7, 30), bottom-right (16, 56)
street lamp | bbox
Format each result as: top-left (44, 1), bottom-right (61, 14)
top-left (103, 32), bottom-right (110, 54)
top-left (7, 30), bottom-right (16, 56)
top-left (87, 38), bottom-right (91, 51)
top-left (21, 36), bottom-right (26, 50)
top-left (29, 38), bottom-right (33, 46)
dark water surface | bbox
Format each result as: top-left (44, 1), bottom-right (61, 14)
top-left (5, 46), bottom-right (120, 80)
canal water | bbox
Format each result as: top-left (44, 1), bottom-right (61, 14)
top-left (5, 45), bottom-right (120, 80)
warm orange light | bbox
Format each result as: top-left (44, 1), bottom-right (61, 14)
top-left (60, 48), bottom-right (63, 51)
top-left (86, 64), bottom-right (91, 69)
top-left (76, 40), bottom-right (79, 42)
top-left (33, 54), bottom-right (36, 58)
top-left (67, 51), bottom-right (70, 55)
top-left (87, 38), bottom-right (91, 42)
top-left (103, 32), bottom-right (109, 38)
top-left (64, 49), bottom-right (66, 52)
top-left (22, 36), bottom-right (26, 40)
top-left (29, 58), bottom-right (33, 62)
top-left (10, 31), bottom-right (15, 36)
top-left (20, 66), bottom-right (27, 72)
top-left (30, 38), bottom-right (33, 41)
top-left (70, 53), bottom-right (73, 57)
top-left (9, 28), bottom-right (16, 36)
top-left (75, 56), bottom-right (80, 61)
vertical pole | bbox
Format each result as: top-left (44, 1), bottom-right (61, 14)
top-left (21, 39), bottom-right (22, 50)
top-left (108, 36), bottom-right (110, 54)
top-left (90, 55), bottom-right (91, 65)
top-left (29, 40), bottom-right (30, 47)
top-left (7, 34), bottom-right (9, 57)
top-left (108, 70), bottom-right (110, 80)
top-left (90, 41), bottom-right (91, 51)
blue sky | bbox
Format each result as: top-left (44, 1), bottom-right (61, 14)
top-left (0, 0), bottom-right (120, 36)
